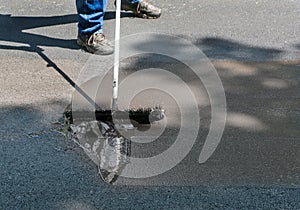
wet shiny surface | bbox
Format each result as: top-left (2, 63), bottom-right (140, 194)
top-left (61, 60), bottom-right (300, 186)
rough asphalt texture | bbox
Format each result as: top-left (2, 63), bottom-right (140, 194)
top-left (1, 0), bottom-right (300, 209)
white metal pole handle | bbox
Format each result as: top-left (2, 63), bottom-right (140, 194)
top-left (112, 0), bottom-right (121, 111)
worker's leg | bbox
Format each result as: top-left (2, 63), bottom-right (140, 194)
top-left (76, 0), bottom-right (107, 35)
top-left (76, 0), bottom-right (113, 55)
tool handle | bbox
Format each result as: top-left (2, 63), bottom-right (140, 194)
top-left (112, 0), bottom-right (121, 111)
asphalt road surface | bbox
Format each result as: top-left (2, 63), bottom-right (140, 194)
top-left (1, 0), bottom-right (300, 209)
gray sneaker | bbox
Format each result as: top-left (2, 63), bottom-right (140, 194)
top-left (77, 33), bottom-right (114, 55)
top-left (116, 0), bottom-right (162, 19)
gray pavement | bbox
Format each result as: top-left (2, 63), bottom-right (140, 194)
top-left (1, 0), bottom-right (300, 209)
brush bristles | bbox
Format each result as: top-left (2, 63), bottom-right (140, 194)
top-left (64, 106), bottom-right (164, 126)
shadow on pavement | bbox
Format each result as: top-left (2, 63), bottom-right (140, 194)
top-left (196, 37), bottom-right (283, 61)
top-left (0, 12), bottom-right (136, 110)
top-left (0, 12), bottom-right (134, 50)
top-left (0, 14), bottom-right (79, 50)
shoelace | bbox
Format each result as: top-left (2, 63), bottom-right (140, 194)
top-left (88, 33), bottom-right (105, 44)
top-left (137, 0), bottom-right (155, 13)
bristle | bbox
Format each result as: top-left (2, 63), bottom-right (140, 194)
top-left (127, 106), bottom-right (164, 113)
top-left (65, 106), bottom-right (165, 126)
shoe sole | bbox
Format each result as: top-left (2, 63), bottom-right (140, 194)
top-left (124, 10), bottom-right (161, 19)
top-left (137, 12), bottom-right (161, 19)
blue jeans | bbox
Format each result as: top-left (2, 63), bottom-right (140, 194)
top-left (76, 0), bottom-right (141, 35)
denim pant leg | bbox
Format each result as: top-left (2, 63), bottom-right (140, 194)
top-left (76, 0), bottom-right (107, 35)
top-left (127, 0), bottom-right (141, 3)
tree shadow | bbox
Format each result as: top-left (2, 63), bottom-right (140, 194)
top-left (196, 37), bottom-right (283, 61)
